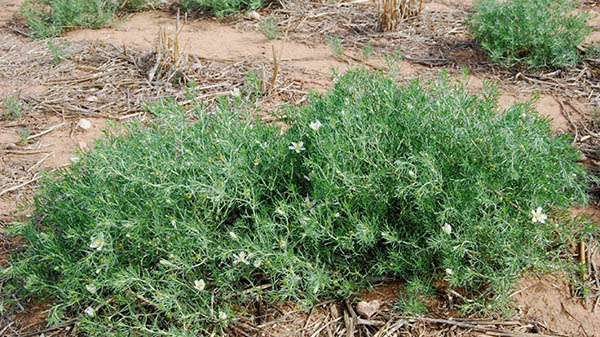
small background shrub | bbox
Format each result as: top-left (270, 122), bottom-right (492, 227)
top-left (47, 40), bottom-right (70, 64)
top-left (1, 70), bottom-right (590, 334)
top-left (19, 0), bottom-right (264, 38)
top-left (326, 35), bottom-right (344, 56)
top-left (180, 0), bottom-right (272, 17)
top-left (21, 0), bottom-right (117, 38)
top-left (362, 43), bottom-right (373, 59)
top-left (259, 17), bottom-right (280, 40)
top-left (468, 0), bottom-right (589, 69)
top-left (120, 0), bottom-right (163, 12)
top-left (1, 96), bottom-right (24, 120)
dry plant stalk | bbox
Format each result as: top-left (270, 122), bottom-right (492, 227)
top-left (377, 0), bottom-right (423, 32)
top-left (270, 45), bottom-right (280, 92)
top-left (268, 21), bottom-right (290, 94)
top-left (149, 10), bottom-right (187, 83)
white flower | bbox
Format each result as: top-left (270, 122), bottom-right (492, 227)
top-left (89, 233), bottom-right (105, 251)
top-left (276, 208), bottom-right (285, 216)
top-left (231, 88), bottom-right (241, 98)
top-left (442, 223), bottom-right (452, 235)
top-left (531, 207), bottom-right (547, 224)
top-left (159, 259), bottom-right (175, 267)
top-left (408, 170), bottom-right (415, 178)
top-left (171, 219), bottom-right (176, 228)
top-left (303, 197), bottom-right (314, 209)
top-left (69, 155), bottom-right (81, 164)
top-left (218, 311), bottom-right (227, 320)
top-left (84, 306), bottom-right (95, 317)
top-left (309, 120), bottom-right (323, 131)
top-left (445, 268), bottom-right (453, 275)
top-left (313, 283), bottom-right (320, 294)
top-left (289, 141), bottom-right (306, 153)
top-left (229, 231), bottom-right (238, 240)
top-left (194, 279), bottom-right (206, 291)
top-left (253, 259), bottom-right (262, 268)
top-left (233, 251), bottom-right (249, 265)
top-left (86, 285), bottom-right (97, 294)
top-left (334, 212), bottom-right (341, 218)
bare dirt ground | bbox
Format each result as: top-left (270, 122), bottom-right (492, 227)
top-left (2, 0), bottom-right (600, 336)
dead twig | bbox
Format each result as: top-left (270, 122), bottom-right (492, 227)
top-left (26, 123), bottom-right (66, 141)
top-left (0, 175), bottom-right (42, 197)
top-left (402, 316), bottom-right (561, 337)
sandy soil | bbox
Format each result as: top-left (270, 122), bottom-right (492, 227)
top-left (514, 274), bottom-right (599, 337)
top-left (63, 10), bottom-right (367, 91)
top-left (1, 0), bottom-right (600, 336)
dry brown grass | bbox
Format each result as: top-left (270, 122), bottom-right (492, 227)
top-left (377, 0), bottom-right (423, 32)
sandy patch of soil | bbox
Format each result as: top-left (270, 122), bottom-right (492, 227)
top-left (514, 274), bottom-right (600, 337)
top-left (64, 11), bottom-right (356, 78)
top-left (584, 4), bottom-right (600, 45)
top-left (0, 0), bottom-right (24, 23)
top-left (457, 74), bottom-right (572, 132)
top-left (0, 117), bottom-right (107, 218)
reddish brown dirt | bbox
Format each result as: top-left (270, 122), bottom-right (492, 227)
top-left (585, 6), bottom-right (600, 46)
top-left (2, 1), bottom-right (600, 336)
top-left (514, 274), bottom-right (600, 337)
top-left (0, 117), bottom-right (107, 217)
top-left (459, 74), bottom-right (572, 132)
top-left (62, 10), bottom-right (373, 91)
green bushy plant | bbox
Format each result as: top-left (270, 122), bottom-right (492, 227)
top-left (180, 0), bottom-right (272, 17)
top-left (119, 0), bottom-right (163, 12)
top-left (326, 35), bottom-right (344, 56)
top-left (20, 0), bottom-right (166, 38)
top-left (21, 0), bottom-right (116, 38)
top-left (468, 0), bottom-right (590, 69)
top-left (1, 70), bottom-right (590, 334)
top-left (47, 40), bottom-right (69, 64)
top-left (362, 43), bottom-right (373, 59)
top-left (259, 17), bottom-right (280, 40)
top-left (1, 96), bottom-right (23, 120)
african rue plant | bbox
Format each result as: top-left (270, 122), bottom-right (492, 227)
top-left (259, 17), bottom-right (280, 40)
top-left (1, 69), bottom-right (590, 335)
top-left (362, 43), bottom-right (374, 59)
top-left (20, 0), bottom-right (173, 39)
top-left (47, 40), bottom-right (69, 64)
top-left (468, 0), bottom-right (590, 69)
top-left (1, 96), bottom-right (23, 120)
top-left (180, 0), bottom-right (273, 17)
top-left (20, 0), bottom-right (117, 38)
top-left (326, 35), bottom-right (344, 56)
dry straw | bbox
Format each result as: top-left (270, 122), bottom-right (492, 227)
top-left (149, 10), bottom-right (186, 83)
top-left (377, 0), bottom-right (423, 31)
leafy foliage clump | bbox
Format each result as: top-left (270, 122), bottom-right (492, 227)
top-left (468, 0), bottom-right (589, 69)
top-left (180, 0), bottom-right (272, 17)
top-left (1, 70), bottom-right (589, 335)
top-left (19, 0), bottom-right (265, 38)
top-left (21, 0), bottom-right (117, 38)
